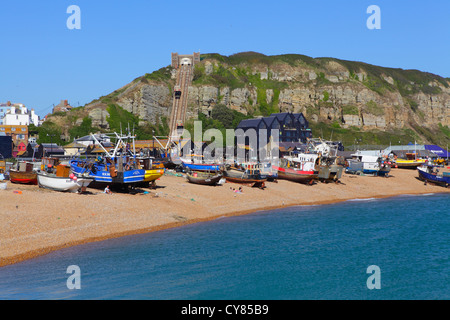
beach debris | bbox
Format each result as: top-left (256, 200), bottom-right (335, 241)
top-left (190, 198), bottom-right (195, 201)
top-left (172, 215), bottom-right (187, 222)
top-left (165, 171), bottom-right (184, 177)
top-left (13, 190), bottom-right (22, 194)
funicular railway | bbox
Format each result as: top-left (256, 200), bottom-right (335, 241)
top-left (169, 54), bottom-right (197, 142)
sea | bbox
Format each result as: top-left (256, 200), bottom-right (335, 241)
top-left (0, 193), bottom-right (448, 300)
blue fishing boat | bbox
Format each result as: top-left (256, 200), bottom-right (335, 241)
top-left (69, 133), bottom-right (146, 189)
top-left (180, 154), bottom-right (223, 172)
top-left (70, 158), bottom-right (145, 185)
top-left (181, 161), bottom-right (223, 172)
top-left (417, 164), bottom-right (450, 187)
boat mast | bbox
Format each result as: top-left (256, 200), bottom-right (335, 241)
top-left (91, 133), bottom-right (112, 157)
top-left (414, 141), bottom-right (416, 160)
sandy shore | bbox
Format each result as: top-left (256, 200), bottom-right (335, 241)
top-left (0, 168), bottom-right (449, 267)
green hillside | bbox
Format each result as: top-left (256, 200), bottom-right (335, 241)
top-left (40, 52), bottom-right (450, 148)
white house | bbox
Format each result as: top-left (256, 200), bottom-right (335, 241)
top-left (3, 104), bottom-right (40, 126)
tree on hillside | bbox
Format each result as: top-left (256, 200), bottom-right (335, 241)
top-left (211, 104), bottom-right (233, 128)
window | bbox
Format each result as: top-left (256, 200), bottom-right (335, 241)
top-left (22, 128), bottom-right (26, 131)
top-left (11, 128), bottom-right (16, 131)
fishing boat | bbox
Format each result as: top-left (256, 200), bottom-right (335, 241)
top-left (70, 156), bottom-right (145, 188)
top-left (395, 153), bottom-right (426, 169)
top-left (318, 158), bottom-right (344, 182)
top-left (346, 154), bottom-right (391, 177)
top-left (137, 157), bottom-right (165, 188)
top-left (258, 162), bottom-right (278, 181)
top-left (37, 160), bottom-right (94, 192)
top-left (181, 154), bottom-right (223, 172)
top-left (70, 133), bottom-right (146, 189)
top-left (417, 164), bottom-right (450, 187)
top-left (186, 170), bottom-right (223, 186)
top-left (9, 161), bottom-right (37, 185)
top-left (273, 153), bottom-right (319, 184)
top-left (309, 139), bottom-right (344, 182)
top-left (223, 163), bottom-right (266, 188)
top-left (181, 161), bottom-right (223, 172)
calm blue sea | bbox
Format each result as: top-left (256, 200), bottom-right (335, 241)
top-left (0, 193), bottom-right (448, 300)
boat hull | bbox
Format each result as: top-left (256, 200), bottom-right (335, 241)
top-left (417, 167), bottom-right (450, 187)
top-left (9, 170), bottom-right (37, 185)
top-left (273, 166), bottom-right (317, 184)
top-left (395, 160), bottom-right (425, 169)
top-left (223, 169), bottom-right (266, 188)
top-left (70, 160), bottom-right (145, 187)
top-left (186, 172), bottom-right (223, 186)
top-left (318, 164), bottom-right (344, 181)
top-left (144, 167), bottom-right (165, 182)
top-left (37, 172), bottom-right (94, 192)
top-left (181, 162), bottom-right (223, 172)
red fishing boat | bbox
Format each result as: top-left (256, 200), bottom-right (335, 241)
top-left (10, 161), bottom-right (38, 185)
top-left (272, 153), bottom-right (319, 184)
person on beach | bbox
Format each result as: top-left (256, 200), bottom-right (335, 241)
top-left (104, 185), bottom-right (112, 194)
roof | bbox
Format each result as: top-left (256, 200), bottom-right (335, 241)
top-left (262, 116), bottom-right (280, 127)
top-left (134, 139), bottom-right (167, 149)
top-left (75, 134), bottom-right (109, 142)
top-left (90, 147), bottom-right (112, 153)
top-left (270, 112), bottom-right (294, 123)
top-left (425, 145), bottom-right (450, 158)
top-left (63, 141), bottom-right (87, 149)
top-left (278, 141), bottom-right (306, 151)
top-left (392, 149), bottom-right (437, 158)
top-left (40, 143), bottom-right (65, 153)
top-left (384, 144), bottom-right (425, 152)
top-left (236, 118), bottom-right (263, 129)
top-left (293, 113), bottom-right (308, 126)
top-left (336, 150), bottom-right (355, 159)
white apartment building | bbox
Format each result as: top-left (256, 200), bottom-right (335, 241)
top-left (2, 103), bottom-right (40, 126)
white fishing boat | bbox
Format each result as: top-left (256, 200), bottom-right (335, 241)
top-left (38, 160), bottom-right (94, 192)
top-left (37, 171), bottom-right (94, 192)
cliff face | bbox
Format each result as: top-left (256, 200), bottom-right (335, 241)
top-left (81, 52), bottom-right (450, 143)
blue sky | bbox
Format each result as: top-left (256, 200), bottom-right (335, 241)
top-left (1, 0), bottom-right (449, 118)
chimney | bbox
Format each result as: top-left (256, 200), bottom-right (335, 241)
top-left (6, 101), bottom-right (11, 106)
top-left (64, 100), bottom-right (68, 106)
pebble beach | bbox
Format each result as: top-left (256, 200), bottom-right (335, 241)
top-left (1, 168), bottom-right (449, 267)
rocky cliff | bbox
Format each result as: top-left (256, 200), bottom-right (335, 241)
top-left (61, 52), bottom-right (450, 144)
